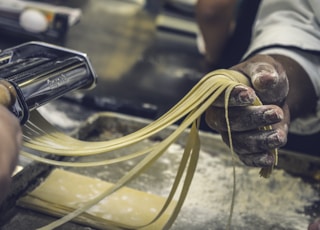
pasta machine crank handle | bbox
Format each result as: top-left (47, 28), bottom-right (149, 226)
top-left (0, 80), bottom-right (17, 108)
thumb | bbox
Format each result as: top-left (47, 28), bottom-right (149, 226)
top-left (231, 55), bottom-right (289, 105)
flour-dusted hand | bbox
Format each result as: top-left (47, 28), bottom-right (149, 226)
top-left (0, 105), bottom-right (22, 204)
top-left (205, 55), bottom-right (290, 167)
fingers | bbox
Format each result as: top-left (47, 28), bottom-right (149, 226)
top-left (221, 114), bottom-right (287, 167)
top-left (206, 102), bottom-right (288, 167)
top-left (212, 54), bottom-right (289, 107)
top-left (205, 104), bottom-right (284, 131)
top-left (205, 54), bottom-right (291, 168)
top-left (0, 105), bottom-right (22, 204)
top-left (220, 128), bottom-right (287, 167)
top-left (231, 55), bottom-right (289, 105)
top-left (205, 55), bottom-right (290, 167)
top-left (221, 128), bottom-right (287, 154)
top-left (238, 152), bottom-right (275, 168)
top-left (211, 85), bottom-right (257, 107)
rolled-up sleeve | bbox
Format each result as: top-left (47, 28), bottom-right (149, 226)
top-left (243, 0), bottom-right (320, 134)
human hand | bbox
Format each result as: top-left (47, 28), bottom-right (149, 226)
top-left (0, 105), bottom-right (22, 204)
top-left (205, 55), bottom-right (289, 167)
top-left (308, 217), bottom-right (320, 230)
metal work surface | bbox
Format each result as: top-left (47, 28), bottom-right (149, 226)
top-left (0, 100), bottom-right (319, 230)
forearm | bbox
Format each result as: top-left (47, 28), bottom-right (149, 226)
top-left (195, 0), bottom-right (237, 64)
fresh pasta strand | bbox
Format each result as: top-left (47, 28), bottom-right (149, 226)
top-left (20, 69), bottom-right (278, 230)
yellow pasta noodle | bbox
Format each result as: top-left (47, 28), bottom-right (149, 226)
top-left (20, 69), bottom-right (278, 230)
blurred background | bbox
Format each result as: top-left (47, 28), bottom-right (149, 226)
top-left (0, 0), bottom-right (202, 121)
top-left (0, 0), bottom-right (258, 123)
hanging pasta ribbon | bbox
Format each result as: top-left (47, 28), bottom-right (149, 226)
top-left (16, 69), bottom-right (278, 230)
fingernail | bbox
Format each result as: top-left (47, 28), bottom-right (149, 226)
top-left (254, 72), bottom-right (278, 89)
top-left (239, 153), bottom-right (274, 167)
top-left (267, 132), bottom-right (281, 148)
top-left (263, 109), bottom-right (283, 122)
top-left (233, 85), bottom-right (256, 104)
top-left (251, 64), bottom-right (279, 90)
top-left (257, 152), bottom-right (275, 167)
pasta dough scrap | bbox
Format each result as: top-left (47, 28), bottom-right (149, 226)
top-left (18, 168), bottom-right (176, 230)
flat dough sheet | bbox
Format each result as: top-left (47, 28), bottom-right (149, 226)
top-left (18, 168), bottom-right (176, 229)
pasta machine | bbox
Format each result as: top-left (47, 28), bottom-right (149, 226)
top-left (0, 41), bottom-right (97, 124)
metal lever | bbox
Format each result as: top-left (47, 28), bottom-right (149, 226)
top-left (0, 41), bottom-right (97, 124)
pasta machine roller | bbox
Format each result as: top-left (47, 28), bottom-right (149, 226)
top-left (0, 41), bottom-right (97, 124)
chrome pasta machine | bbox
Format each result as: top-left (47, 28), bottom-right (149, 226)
top-left (0, 41), bottom-right (97, 124)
